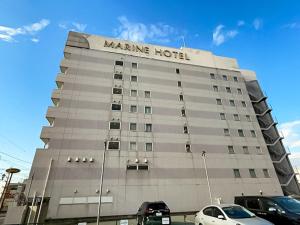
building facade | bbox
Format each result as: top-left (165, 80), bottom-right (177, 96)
top-left (9, 31), bottom-right (299, 224)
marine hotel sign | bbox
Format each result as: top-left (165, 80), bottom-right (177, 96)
top-left (104, 40), bottom-right (190, 61)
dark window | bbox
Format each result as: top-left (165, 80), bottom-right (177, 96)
top-left (183, 126), bottom-right (188, 134)
top-left (145, 91), bottom-right (151, 98)
top-left (132, 62), bottom-right (138, 68)
top-left (114, 73), bottom-right (123, 80)
top-left (181, 109), bottom-right (186, 117)
top-left (229, 100), bottom-right (235, 106)
top-left (228, 146), bottom-right (234, 154)
top-left (241, 101), bottom-right (247, 107)
top-left (178, 81), bottom-right (182, 87)
top-left (237, 88), bottom-right (242, 94)
top-left (233, 76), bottom-right (238, 82)
top-left (145, 106), bottom-right (152, 114)
top-left (251, 130), bottom-right (256, 137)
top-left (243, 146), bottom-right (249, 154)
top-left (131, 89), bottom-right (137, 96)
top-left (263, 169), bottom-right (270, 178)
top-left (203, 207), bottom-right (213, 217)
top-left (138, 165), bottom-right (149, 170)
top-left (145, 143), bottom-right (153, 151)
top-left (130, 105), bottom-right (137, 113)
top-left (115, 61), bottom-right (123, 66)
top-left (224, 129), bottom-right (230, 136)
top-left (238, 129), bottom-right (244, 137)
top-left (256, 146), bottom-right (262, 154)
top-left (129, 123), bottom-right (137, 131)
top-left (249, 169), bottom-right (257, 178)
top-left (127, 164), bottom-right (137, 170)
top-left (176, 68), bottom-right (180, 74)
top-left (186, 144), bottom-right (191, 152)
top-left (213, 85), bottom-right (218, 92)
top-left (220, 113), bottom-right (226, 120)
top-left (131, 75), bottom-right (137, 82)
top-left (210, 73), bottom-right (215, 79)
top-left (179, 94), bottom-right (184, 101)
top-left (246, 115), bottom-right (251, 122)
top-left (222, 75), bottom-right (228, 81)
top-left (107, 141), bottom-right (120, 150)
top-left (216, 99), bottom-right (222, 105)
top-left (213, 207), bottom-right (225, 218)
top-left (145, 124), bottom-right (152, 132)
top-left (234, 114), bottom-right (239, 121)
top-left (113, 88), bottom-right (122, 94)
top-left (226, 87), bottom-right (231, 93)
top-left (111, 103), bottom-right (121, 111)
top-left (246, 199), bottom-right (260, 209)
top-left (109, 121), bottom-right (120, 129)
top-left (234, 169), bottom-right (241, 178)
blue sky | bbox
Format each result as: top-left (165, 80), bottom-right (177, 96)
top-left (0, 0), bottom-right (300, 182)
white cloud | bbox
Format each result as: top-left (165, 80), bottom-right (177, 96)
top-left (59, 22), bottom-right (87, 32)
top-left (31, 38), bottom-right (39, 43)
top-left (283, 22), bottom-right (300, 29)
top-left (114, 16), bottom-right (176, 43)
top-left (253, 18), bottom-right (263, 30)
top-left (237, 20), bottom-right (245, 27)
top-left (0, 19), bottom-right (50, 42)
top-left (212, 24), bottom-right (238, 46)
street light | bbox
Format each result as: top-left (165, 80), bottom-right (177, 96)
top-left (201, 151), bottom-right (213, 204)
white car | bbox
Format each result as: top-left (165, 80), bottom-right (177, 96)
top-left (195, 204), bottom-right (274, 225)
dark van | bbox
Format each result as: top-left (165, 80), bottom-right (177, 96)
top-left (137, 201), bottom-right (171, 225)
top-left (235, 196), bottom-right (300, 225)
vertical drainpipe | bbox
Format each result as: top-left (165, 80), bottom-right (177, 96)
top-left (202, 151), bottom-right (213, 204)
top-left (36, 158), bottom-right (53, 223)
top-left (27, 191), bottom-right (37, 224)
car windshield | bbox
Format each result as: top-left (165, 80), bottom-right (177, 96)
top-left (148, 203), bottom-right (167, 210)
top-left (222, 206), bottom-right (254, 219)
top-left (274, 197), bottom-right (300, 213)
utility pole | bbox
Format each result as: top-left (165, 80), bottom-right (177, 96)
top-left (97, 140), bottom-right (107, 225)
top-left (0, 168), bottom-right (20, 211)
top-left (202, 151), bottom-right (212, 204)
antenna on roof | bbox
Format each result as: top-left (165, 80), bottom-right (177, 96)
top-left (181, 36), bottom-right (186, 48)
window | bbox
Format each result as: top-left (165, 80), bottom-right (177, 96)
top-left (216, 99), bottom-right (222, 105)
top-left (229, 100), bottom-right (235, 106)
top-left (176, 68), bottom-right (180, 74)
top-left (233, 169), bottom-right (241, 178)
top-left (249, 169), bottom-right (257, 178)
top-left (179, 94), bottom-right (184, 101)
top-left (256, 146), bottom-right (262, 154)
top-left (213, 85), bottom-right (218, 92)
top-left (222, 75), bottom-right (228, 81)
top-left (183, 126), bottom-right (188, 134)
top-left (113, 88), bottom-right (122, 95)
top-left (237, 88), bottom-right (242, 94)
top-left (178, 81), bottom-right (182, 87)
top-left (129, 141), bottom-right (137, 150)
top-left (203, 207), bottom-right (213, 216)
top-left (246, 115), bottom-right (251, 122)
top-left (115, 60), bottom-right (123, 66)
top-left (144, 91), bottom-right (151, 98)
top-left (233, 76), bottom-right (238, 82)
top-left (145, 106), bottom-right (152, 114)
top-left (224, 129), bottom-right (230, 136)
top-left (111, 103), bottom-right (122, 111)
top-left (243, 146), bottom-right (249, 154)
top-left (251, 130), bottom-right (256, 137)
top-left (263, 169), bottom-right (270, 178)
top-left (233, 114), bottom-right (240, 121)
top-left (107, 141), bottom-right (120, 150)
top-left (130, 105), bottom-right (137, 113)
top-left (228, 145), bottom-right (234, 154)
top-left (131, 89), bottom-right (137, 97)
top-left (138, 165), bottom-right (149, 170)
top-left (145, 124), bottom-right (152, 132)
top-left (220, 113), bottom-right (226, 120)
top-left (238, 129), bottom-right (244, 137)
top-left (246, 199), bottom-right (260, 209)
top-left (226, 87), bottom-right (231, 93)
top-left (186, 144), bottom-right (191, 152)
top-left (127, 165), bottom-right (137, 170)
top-left (109, 121), bottom-right (120, 129)
top-left (181, 109), bottom-right (186, 117)
top-left (129, 123), bottom-right (137, 131)
top-left (132, 62), bottom-right (137, 68)
top-left (210, 73), bottom-right (215, 79)
top-left (241, 101), bottom-right (247, 107)
top-left (114, 73), bottom-right (123, 80)
top-left (131, 75), bottom-right (137, 82)
top-left (145, 143), bottom-right (153, 151)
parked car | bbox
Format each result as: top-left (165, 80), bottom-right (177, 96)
top-left (137, 201), bottom-right (171, 225)
top-left (235, 195), bottom-right (300, 225)
top-left (195, 204), bottom-right (273, 225)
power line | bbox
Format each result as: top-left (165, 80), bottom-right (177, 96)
top-left (0, 151), bottom-right (31, 164)
top-left (0, 134), bottom-right (28, 153)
